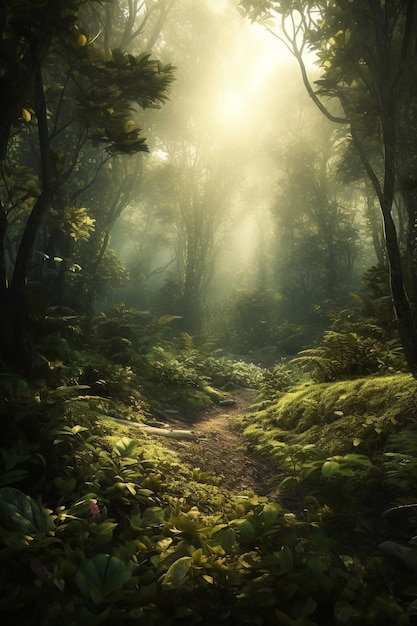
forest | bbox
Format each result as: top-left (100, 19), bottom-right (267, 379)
top-left (2, 0), bottom-right (417, 624)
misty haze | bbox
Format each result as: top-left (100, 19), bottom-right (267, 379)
top-left (1, 2), bottom-right (417, 624)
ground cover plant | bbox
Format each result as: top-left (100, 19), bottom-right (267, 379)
top-left (1, 309), bottom-right (417, 624)
top-left (240, 373), bottom-right (417, 457)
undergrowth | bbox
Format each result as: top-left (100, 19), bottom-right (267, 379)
top-left (2, 309), bottom-right (417, 624)
top-left (240, 373), bottom-right (417, 457)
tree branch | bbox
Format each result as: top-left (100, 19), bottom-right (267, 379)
top-left (265, 12), bottom-right (348, 125)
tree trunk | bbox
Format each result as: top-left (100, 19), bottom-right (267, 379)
top-left (0, 286), bottom-right (49, 377)
top-left (0, 31), bottom-right (55, 375)
top-left (383, 208), bottom-right (417, 375)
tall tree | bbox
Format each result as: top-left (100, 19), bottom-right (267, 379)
top-left (0, 0), bottom-right (174, 374)
top-left (239, 0), bottom-right (417, 374)
top-left (114, 0), bottom-right (250, 335)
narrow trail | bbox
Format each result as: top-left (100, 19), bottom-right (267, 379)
top-left (148, 390), bottom-right (278, 495)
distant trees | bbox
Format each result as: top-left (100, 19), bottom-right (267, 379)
top-left (239, 0), bottom-right (417, 375)
top-left (215, 96), bottom-right (367, 356)
top-left (158, 143), bottom-right (240, 334)
top-left (0, 0), bottom-right (174, 373)
top-left (273, 133), bottom-right (359, 322)
top-left (115, 0), bottom-right (249, 336)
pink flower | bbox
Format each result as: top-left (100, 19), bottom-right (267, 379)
top-left (90, 501), bottom-right (101, 521)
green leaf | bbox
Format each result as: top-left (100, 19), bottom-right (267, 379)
top-left (262, 502), bottom-right (280, 524)
top-left (279, 545), bottom-right (294, 572)
top-left (75, 554), bottom-right (134, 605)
top-left (306, 554), bottom-right (325, 577)
top-left (337, 467), bottom-right (355, 477)
top-left (321, 460), bottom-right (340, 477)
top-left (94, 522), bottom-right (118, 547)
top-left (113, 437), bottom-right (139, 458)
top-left (299, 596), bottom-right (317, 617)
top-left (0, 487), bottom-right (54, 534)
top-left (342, 454), bottom-right (372, 467)
top-left (213, 527), bottom-right (236, 552)
top-left (235, 519), bottom-right (256, 543)
top-left (334, 601), bottom-right (355, 622)
top-left (161, 556), bottom-right (192, 587)
top-left (272, 610), bottom-right (293, 626)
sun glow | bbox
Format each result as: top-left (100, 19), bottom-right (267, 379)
top-left (212, 18), bottom-right (296, 129)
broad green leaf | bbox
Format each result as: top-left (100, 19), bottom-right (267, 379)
top-left (235, 519), bottom-right (256, 543)
top-left (113, 437), bottom-right (139, 458)
top-left (337, 468), bottom-right (355, 477)
top-left (306, 554), bottom-right (324, 577)
top-left (343, 454), bottom-right (372, 466)
top-left (0, 487), bottom-right (54, 534)
top-left (262, 502), bottom-right (280, 524)
top-left (75, 554), bottom-right (134, 605)
top-left (213, 527), bottom-right (236, 552)
top-left (161, 556), bottom-right (192, 587)
top-left (321, 460), bottom-right (340, 477)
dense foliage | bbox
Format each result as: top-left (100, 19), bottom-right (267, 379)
top-left (239, 0), bottom-right (417, 374)
top-left (0, 308), bottom-right (416, 624)
top-left (2, 1), bottom-right (417, 625)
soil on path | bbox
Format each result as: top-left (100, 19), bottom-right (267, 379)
top-left (149, 390), bottom-right (278, 495)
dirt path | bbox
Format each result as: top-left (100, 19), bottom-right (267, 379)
top-left (149, 390), bottom-right (278, 495)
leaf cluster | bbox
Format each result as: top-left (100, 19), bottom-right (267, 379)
top-left (2, 318), bottom-right (417, 623)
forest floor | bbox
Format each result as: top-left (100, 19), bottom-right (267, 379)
top-left (141, 390), bottom-right (415, 557)
top-left (114, 388), bottom-right (413, 561)
top-left (146, 389), bottom-right (278, 495)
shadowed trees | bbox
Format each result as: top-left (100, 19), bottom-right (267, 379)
top-left (273, 129), bottom-right (359, 322)
top-left (239, 0), bottom-right (417, 374)
top-left (0, 0), bottom-right (174, 374)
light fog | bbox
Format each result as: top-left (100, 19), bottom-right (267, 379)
top-left (108, 0), bottom-right (377, 351)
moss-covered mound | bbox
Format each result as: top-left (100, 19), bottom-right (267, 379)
top-left (242, 374), bottom-right (417, 457)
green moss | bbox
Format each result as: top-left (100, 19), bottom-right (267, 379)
top-left (242, 374), bottom-right (417, 457)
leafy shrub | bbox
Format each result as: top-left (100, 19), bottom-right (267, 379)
top-left (216, 288), bottom-right (281, 353)
top-left (199, 355), bottom-right (263, 389)
top-left (258, 359), bottom-right (305, 401)
top-left (293, 330), bottom-right (405, 382)
top-left (2, 373), bottom-right (417, 624)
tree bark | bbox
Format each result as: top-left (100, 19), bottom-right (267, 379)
top-left (382, 209), bottom-right (417, 374)
top-left (0, 13), bottom-right (58, 375)
top-left (0, 286), bottom-right (49, 376)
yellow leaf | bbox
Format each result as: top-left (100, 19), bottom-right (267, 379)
top-left (202, 574), bottom-right (214, 584)
top-left (123, 120), bottom-right (136, 133)
top-left (22, 108), bottom-right (31, 122)
top-left (353, 438), bottom-right (362, 447)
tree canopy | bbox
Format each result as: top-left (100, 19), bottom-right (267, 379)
top-left (239, 0), bottom-right (417, 374)
top-left (0, 0), bottom-right (174, 373)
